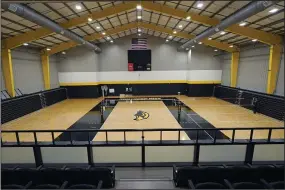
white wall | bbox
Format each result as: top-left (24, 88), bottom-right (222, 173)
top-left (220, 44), bottom-right (284, 95)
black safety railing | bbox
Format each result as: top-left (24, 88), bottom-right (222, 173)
top-left (2, 127), bottom-right (284, 147)
top-left (2, 127), bottom-right (283, 167)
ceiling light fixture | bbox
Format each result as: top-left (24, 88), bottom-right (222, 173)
top-left (96, 26), bottom-right (101, 29)
top-left (173, 31), bottom-right (177, 34)
top-left (178, 25), bottom-right (183, 28)
top-left (198, 42), bottom-right (202, 44)
top-left (269, 8), bottom-right (278, 13)
top-left (229, 45), bottom-right (233, 48)
top-left (62, 52), bottom-right (66, 54)
top-left (106, 36), bottom-right (110, 40)
top-left (138, 33), bottom-right (141, 36)
top-left (75, 5), bottom-right (82, 10)
top-left (110, 40), bottom-right (114, 43)
top-left (88, 18), bottom-right (92, 22)
top-left (197, 2), bottom-right (204, 8)
top-left (214, 49), bottom-right (218, 52)
top-left (208, 37), bottom-right (212, 40)
top-left (192, 45), bottom-right (195, 48)
top-left (169, 35), bottom-right (173, 39)
top-left (252, 39), bottom-right (257, 42)
top-left (186, 16), bottom-right (191, 20)
top-left (46, 48), bottom-right (51, 51)
top-left (136, 5), bottom-right (142, 10)
top-left (239, 22), bottom-right (247, 26)
top-left (102, 32), bottom-right (106, 35)
top-left (166, 39), bottom-right (169, 42)
top-left (23, 43), bottom-right (28, 46)
top-left (138, 28), bottom-right (141, 32)
top-left (137, 15), bottom-right (142, 19)
top-left (220, 31), bottom-right (226, 35)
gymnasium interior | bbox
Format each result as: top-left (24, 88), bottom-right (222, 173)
top-left (1, 0), bottom-right (284, 189)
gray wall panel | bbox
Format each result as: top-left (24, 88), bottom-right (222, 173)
top-left (58, 47), bottom-right (99, 72)
top-left (50, 55), bottom-right (59, 89)
top-left (188, 46), bottom-right (221, 70)
top-left (1, 68), bottom-right (5, 91)
top-left (12, 48), bottom-right (44, 94)
top-left (99, 35), bottom-right (188, 71)
top-left (221, 59), bottom-right (231, 86)
top-left (237, 46), bottom-right (269, 93)
top-left (220, 45), bottom-right (278, 94)
top-left (1, 47), bottom-right (60, 95)
top-left (59, 35), bottom-right (220, 72)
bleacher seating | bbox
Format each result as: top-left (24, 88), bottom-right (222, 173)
top-left (1, 165), bottom-right (115, 189)
top-left (173, 164), bottom-right (284, 189)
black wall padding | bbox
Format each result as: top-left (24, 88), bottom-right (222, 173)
top-left (214, 86), bottom-right (238, 104)
top-left (214, 85), bottom-right (285, 121)
top-left (187, 84), bottom-right (217, 97)
top-left (43, 88), bottom-right (67, 106)
top-left (1, 95), bottom-right (42, 124)
top-left (62, 86), bottom-right (101, 98)
top-left (61, 84), bottom-right (187, 97)
top-left (133, 83), bottom-right (187, 95)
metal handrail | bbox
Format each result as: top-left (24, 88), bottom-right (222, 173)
top-left (2, 127), bottom-right (283, 133)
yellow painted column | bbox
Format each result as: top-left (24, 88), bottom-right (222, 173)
top-left (41, 53), bottom-right (51, 90)
top-left (230, 51), bottom-right (240, 87)
top-left (267, 44), bottom-right (282, 94)
top-left (1, 48), bottom-right (15, 97)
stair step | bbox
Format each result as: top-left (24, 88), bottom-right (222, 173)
top-left (115, 180), bottom-right (176, 189)
top-left (118, 178), bottom-right (172, 181)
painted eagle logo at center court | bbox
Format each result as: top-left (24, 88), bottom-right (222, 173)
top-left (134, 110), bottom-right (149, 121)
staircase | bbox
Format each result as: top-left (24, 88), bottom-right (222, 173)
top-left (112, 167), bottom-right (178, 189)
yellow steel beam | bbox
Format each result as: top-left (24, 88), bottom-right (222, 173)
top-left (1, 48), bottom-right (15, 97)
top-left (267, 44), bottom-right (282, 94)
top-left (4, 3), bottom-right (136, 49)
top-left (41, 53), bottom-right (51, 90)
top-left (230, 51), bottom-right (240, 87)
top-left (44, 22), bottom-right (238, 55)
top-left (139, 22), bottom-right (238, 52)
top-left (141, 2), bottom-right (282, 45)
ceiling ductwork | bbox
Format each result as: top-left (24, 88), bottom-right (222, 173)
top-left (179, 1), bottom-right (276, 51)
top-left (2, 3), bottom-right (101, 53)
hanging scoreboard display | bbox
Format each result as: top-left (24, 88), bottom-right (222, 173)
top-left (128, 50), bottom-right (151, 71)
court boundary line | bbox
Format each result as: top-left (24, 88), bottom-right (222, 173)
top-left (181, 110), bottom-right (214, 140)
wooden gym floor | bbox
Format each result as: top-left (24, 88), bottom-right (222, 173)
top-left (93, 101), bottom-right (190, 141)
top-left (1, 96), bottom-right (283, 142)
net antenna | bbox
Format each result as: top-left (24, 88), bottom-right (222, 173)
top-left (101, 85), bottom-right (108, 98)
